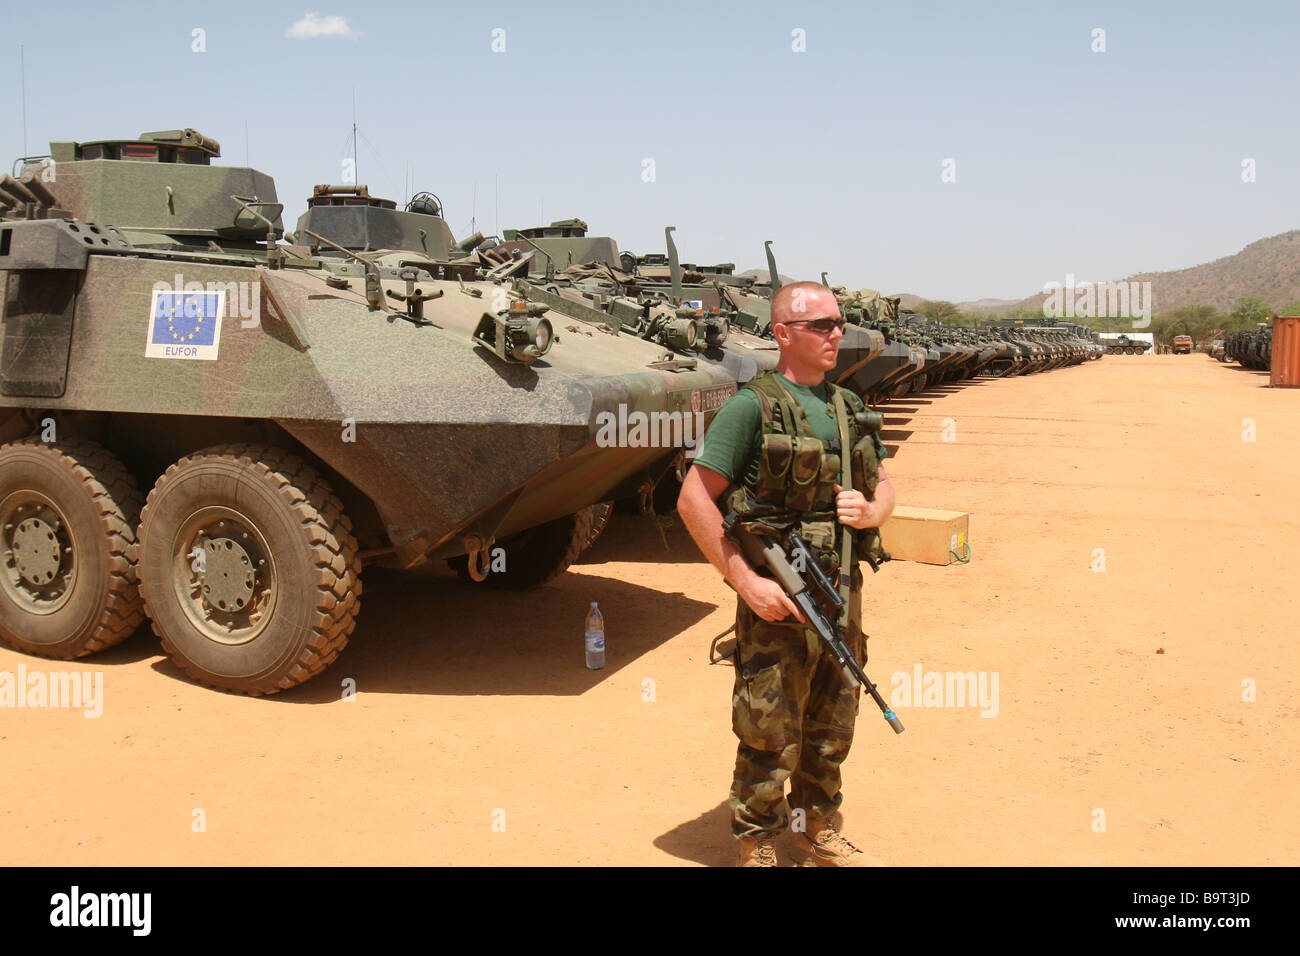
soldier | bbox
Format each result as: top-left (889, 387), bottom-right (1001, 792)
top-left (678, 281), bottom-right (896, 867)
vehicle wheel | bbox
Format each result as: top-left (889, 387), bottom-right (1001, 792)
top-left (0, 438), bottom-right (145, 658)
top-left (137, 444), bottom-right (360, 695)
top-left (448, 506), bottom-right (595, 590)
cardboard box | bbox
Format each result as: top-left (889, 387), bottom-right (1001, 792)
top-left (878, 506), bottom-right (970, 566)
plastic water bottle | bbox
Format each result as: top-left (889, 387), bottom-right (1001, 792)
top-left (585, 601), bottom-right (605, 670)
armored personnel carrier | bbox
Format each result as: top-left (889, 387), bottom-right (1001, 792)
top-left (1099, 332), bottom-right (1150, 355)
top-left (294, 195), bottom-right (899, 409)
top-left (293, 197), bottom-right (782, 509)
top-left (485, 222), bottom-right (893, 396)
top-left (0, 129), bottom-right (738, 695)
top-left (476, 220), bottom-right (896, 402)
top-left (825, 287), bottom-right (922, 403)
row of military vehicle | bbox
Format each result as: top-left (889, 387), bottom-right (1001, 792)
top-left (1220, 328), bottom-right (1272, 370)
top-left (0, 127), bottom-right (1100, 695)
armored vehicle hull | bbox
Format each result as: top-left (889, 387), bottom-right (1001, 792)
top-left (0, 131), bottom-right (735, 695)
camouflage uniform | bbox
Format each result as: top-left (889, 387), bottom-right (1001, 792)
top-left (694, 371), bottom-right (884, 840)
top-left (730, 566), bottom-right (865, 838)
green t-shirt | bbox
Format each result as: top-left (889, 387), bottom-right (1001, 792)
top-left (692, 373), bottom-right (887, 486)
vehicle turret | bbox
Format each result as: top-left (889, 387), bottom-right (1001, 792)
top-left (4, 128), bottom-right (282, 243)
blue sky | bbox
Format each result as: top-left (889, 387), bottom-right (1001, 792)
top-left (5, 0), bottom-right (1297, 301)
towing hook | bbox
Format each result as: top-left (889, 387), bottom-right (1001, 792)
top-left (637, 482), bottom-right (655, 517)
top-left (461, 533), bottom-right (495, 582)
top-left (468, 546), bottom-right (492, 582)
top-left (674, 450), bottom-right (692, 483)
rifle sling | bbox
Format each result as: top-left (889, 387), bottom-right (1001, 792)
top-left (832, 389), bottom-right (853, 627)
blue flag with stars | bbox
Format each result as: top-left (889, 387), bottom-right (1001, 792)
top-left (146, 289), bottom-right (225, 360)
top-left (152, 292), bottom-right (220, 346)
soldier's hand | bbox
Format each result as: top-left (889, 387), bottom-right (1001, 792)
top-left (833, 484), bottom-right (874, 529)
top-left (738, 576), bottom-right (806, 624)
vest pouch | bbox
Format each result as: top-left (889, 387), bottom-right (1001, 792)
top-left (800, 518), bottom-right (840, 581)
top-left (854, 407), bottom-right (883, 434)
top-left (757, 434), bottom-right (794, 503)
top-left (784, 437), bottom-right (823, 511)
top-left (856, 527), bottom-right (890, 570)
top-left (813, 453), bottom-right (840, 510)
top-left (851, 435), bottom-right (882, 499)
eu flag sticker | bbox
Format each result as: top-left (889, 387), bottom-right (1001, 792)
top-left (145, 290), bottom-right (224, 360)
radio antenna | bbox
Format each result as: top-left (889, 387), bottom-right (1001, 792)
top-left (20, 45), bottom-right (29, 156)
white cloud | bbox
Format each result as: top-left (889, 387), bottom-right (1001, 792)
top-left (286, 13), bottom-right (361, 39)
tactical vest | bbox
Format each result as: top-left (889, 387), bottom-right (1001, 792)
top-left (723, 371), bottom-right (888, 577)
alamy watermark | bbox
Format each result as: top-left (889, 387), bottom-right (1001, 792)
top-left (890, 665), bottom-right (999, 718)
top-left (594, 405), bottom-right (706, 457)
top-left (0, 665), bottom-right (103, 717)
top-left (49, 886), bottom-right (150, 935)
top-left (151, 274), bottom-right (260, 329)
top-left (1041, 274), bottom-right (1151, 328)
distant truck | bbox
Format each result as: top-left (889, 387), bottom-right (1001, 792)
top-left (1172, 334), bottom-right (1194, 354)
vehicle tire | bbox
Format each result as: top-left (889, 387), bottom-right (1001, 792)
top-left (137, 444), bottom-right (361, 695)
top-left (448, 506), bottom-right (595, 590)
top-left (0, 438), bottom-right (145, 658)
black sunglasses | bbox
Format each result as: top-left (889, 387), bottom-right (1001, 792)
top-left (784, 317), bottom-right (846, 334)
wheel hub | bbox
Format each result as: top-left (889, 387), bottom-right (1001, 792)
top-left (197, 536), bottom-right (256, 612)
top-left (14, 516), bottom-right (63, 586)
top-left (173, 510), bottom-right (276, 645)
top-left (0, 493), bottom-right (76, 613)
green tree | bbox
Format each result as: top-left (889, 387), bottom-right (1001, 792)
top-left (1163, 304), bottom-right (1221, 343)
top-left (916, 299), bottom-right (961, 323)
top-left (1278, 300), bottom-right (1300, 316)
top-left (1230, 296), bottom-right (1273, 326)
top-left (1009, 307), bottom-right (1045, 321)
top-left (1151, 313), bottom-right (1179, 344)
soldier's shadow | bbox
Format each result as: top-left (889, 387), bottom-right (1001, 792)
top-left (654, 801), bottom-right (812, 867)
top-left (653, 802), bottom-right (734, 867)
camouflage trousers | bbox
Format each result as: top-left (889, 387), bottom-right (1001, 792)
top-left (729, 568), bottom-right (865, 839)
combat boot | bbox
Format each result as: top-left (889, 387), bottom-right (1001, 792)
top-left (794, 817), bottom-right (885, 867)
top-left (736, 834), bottom-right (779, 867)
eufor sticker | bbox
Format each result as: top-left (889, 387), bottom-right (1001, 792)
top-left (145, 290), bottom-right (224, 360)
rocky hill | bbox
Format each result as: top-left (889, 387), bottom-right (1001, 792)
top-left (984, 231), bottom-right (1300, 315)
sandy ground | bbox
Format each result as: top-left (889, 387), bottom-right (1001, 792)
top-left (1, 354), bottom-right (1296, 866)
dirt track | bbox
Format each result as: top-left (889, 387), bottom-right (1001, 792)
top-left (2, 354), bottom-right (1296, 866)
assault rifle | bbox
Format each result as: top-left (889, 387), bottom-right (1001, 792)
top-left (726, 523), bottom-right (904, 735)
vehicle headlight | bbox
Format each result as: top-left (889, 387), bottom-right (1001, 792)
top-left (662, 317), bottom-right (698, 351)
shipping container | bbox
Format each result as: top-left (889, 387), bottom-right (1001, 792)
top-left (1271, 316), bottom-right (1300, 387)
